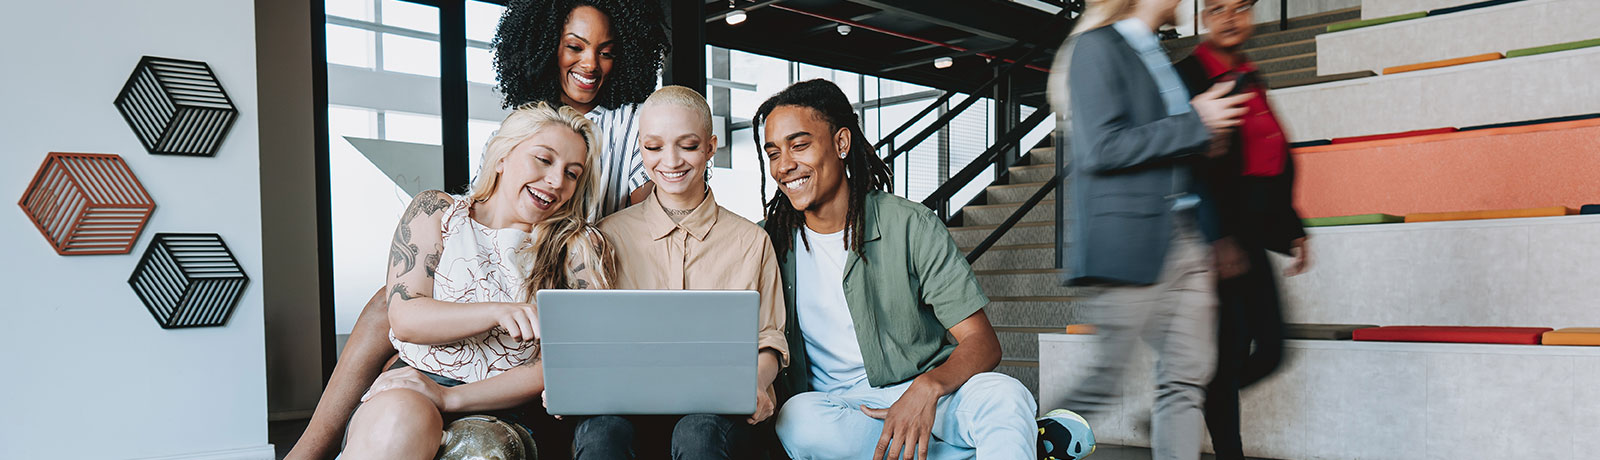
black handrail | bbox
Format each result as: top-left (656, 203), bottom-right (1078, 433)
top-left (1280, 0), bottom-right (1289, 30)
top-left (966, 174), bottom-right (1056, 264)
top-left (920, 108), bottom-right (1052, 216)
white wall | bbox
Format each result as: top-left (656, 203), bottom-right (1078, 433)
top-left (0, 1), bottom-right (270, 459)
top-left (1318, 0), bottom-right (1598, 75)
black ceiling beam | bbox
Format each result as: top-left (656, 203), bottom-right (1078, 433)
top-left (799, 11), bottom-right (884, 36)
top-left (840, 0), bottom-right (1059, 44)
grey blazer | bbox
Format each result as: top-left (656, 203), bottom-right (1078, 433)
top-left (1057, 26), bottom-right (1217, 286)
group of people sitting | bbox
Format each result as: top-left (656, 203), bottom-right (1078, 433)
top-left (286, 2), bottom-right (1042, 459)
top-left (284, 0), bottom-right (1314, 458)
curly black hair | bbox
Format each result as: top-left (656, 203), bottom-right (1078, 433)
top-left (754, 79), bottom-right (893, 263)
top-left (491, 0), bottom-right (669, 109)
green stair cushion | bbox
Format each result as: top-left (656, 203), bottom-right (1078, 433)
top-left (1505, 38), bottom-right (1600, 58)
top-left (1302, 214), bottom-right (1404, 227)
top-left (1326, 12), bottom-right (1426, 33)
top-left (1286, 324), bottom-right (1380, 340)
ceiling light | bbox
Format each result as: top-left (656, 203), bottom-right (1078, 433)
top-left (934, 57), bottom-right (954, 69)
top-left (836, 24), bottom-right (852, 35)
top-left (725, 9), bottom-right (747, 25)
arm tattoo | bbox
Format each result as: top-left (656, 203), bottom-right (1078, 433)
top-left (389, 223), bottom-right (418, 274)
top-left (388, 192), bottom-right (451, 275)
top-left (391, 282), bottom-right (429, 301)
top-left (568, 261), bottom-right (590, 289)
top-left (423, 252), bottom-right (441, 278)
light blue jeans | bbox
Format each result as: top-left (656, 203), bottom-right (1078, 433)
top-left (774, 372), bottom-right (1037, 460)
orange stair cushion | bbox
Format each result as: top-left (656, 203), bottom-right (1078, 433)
top-left (1404, 206), bottom-right (1571, 223)
top-left (1383, 52), bottom-right (1503, 75)
top-left (1542, 328), bottom-right (1600, 346)
top-left (1065, 324), bottom-right (1097, 335)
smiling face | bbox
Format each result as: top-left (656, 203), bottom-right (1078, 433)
top-left (493, 125), bottom-right (589, 225)
top-left (1202, 0), bottom-right (1256, 49)
top-left (639, 103), bottom-right (715, 204)
top-left (764, 105), bottom-right (849, 214)
top-left (556, 5), bottom-right (615, 113)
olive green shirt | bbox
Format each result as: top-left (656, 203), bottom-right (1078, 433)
top-left (771, 190), bottom-right (989, 396)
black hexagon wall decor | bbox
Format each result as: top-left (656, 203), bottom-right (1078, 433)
top-left (129, 233), bottom-right (250, 329)
top-left (114, 56), bottom-right (238, 157)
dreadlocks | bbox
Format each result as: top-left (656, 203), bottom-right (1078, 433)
top-left (753, 79), bottom-right (894, 263)
top-left (492, 0), bottom-right (668, 109)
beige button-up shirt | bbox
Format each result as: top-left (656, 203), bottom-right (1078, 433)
top-left (597, 189), bottom-right (790, 367)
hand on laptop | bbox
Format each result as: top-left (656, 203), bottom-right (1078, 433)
top-left (748, 386), bottom-right (775, 425)
top-left (541, 390), bottom-right (562, 420)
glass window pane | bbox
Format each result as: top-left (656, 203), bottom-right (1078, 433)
top-left (385, 111), bottom-right (443, 145)
top-left (382, 33), bottom-right (440, 77)
top-left (327, 105), bottom-right (407, 336)
top-left (326, 24), bottom-right (375, 69)
top-left (466, 118), bottom-right (500, 185)
top-left (381, 0), bottom-right (439, 33)
top-left (327, 0), bottom-right (374, 21)
top-left (467, 46), bottom-right (496, 85)
top-left (466, 1), bottom-right (506, 44)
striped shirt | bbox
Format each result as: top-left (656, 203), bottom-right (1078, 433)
top-left (584, 103), bottom-right (647, 220)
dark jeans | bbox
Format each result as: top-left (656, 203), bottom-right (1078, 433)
top-left (1204, 245), bottom-right (1286, 460)
top-left (572, 414), bottom-right (758, 460)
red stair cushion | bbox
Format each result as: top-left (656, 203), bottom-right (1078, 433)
top-left (1352, 326), bottom-right (1553, 345)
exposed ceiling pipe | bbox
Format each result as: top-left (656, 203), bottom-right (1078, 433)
top-left (767, 4), bottom-right (1050, 72)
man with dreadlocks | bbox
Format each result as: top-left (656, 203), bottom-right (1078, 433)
top-left (757, 79), bottom-right (1037, 459)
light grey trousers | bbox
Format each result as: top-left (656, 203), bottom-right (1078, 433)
top-left (1064, 218), bottom-right (1218, 460)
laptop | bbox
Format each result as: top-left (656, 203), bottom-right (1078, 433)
top-left (536, 289), bottom-right (759, 415)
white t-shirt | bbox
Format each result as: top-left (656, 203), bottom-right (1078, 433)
top-left (794, 227), bottom-right (869, 392)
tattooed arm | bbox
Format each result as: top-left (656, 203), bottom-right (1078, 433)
top-left (386, 191), bottom-right (540, 345)
top-left (565, 226), bottom-right (617, 290)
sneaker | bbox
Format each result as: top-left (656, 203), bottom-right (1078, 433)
top-left (1038, 408), bottom-right (1094, 460)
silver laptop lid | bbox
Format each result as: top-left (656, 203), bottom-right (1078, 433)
top-left (537, 289), bottom-right (759, 415)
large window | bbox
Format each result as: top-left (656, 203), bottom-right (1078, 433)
top-left (322, 0), bottom-right (507, 336)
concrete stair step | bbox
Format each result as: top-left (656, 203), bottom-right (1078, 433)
top-left (1007, 163), bottom-right (1056, 184)
top-left (1256, 52), bottom-right (1317, 75)
top-left (1266, 67), bottom-right (1320, 85)
top-left (996, 360), bottom-right (1040, 396)
top-left (1245, 38), bottom-right (1316, 62)
top-left (986, 181), bottom-right (1057, 204)
top-left (967, 243), bottom-right (1055, 271)
top-left (975, 268), bottom-right (1086, 297)
top-left (984, 299), bottom-right (1081, 328)
top-left (1023, 145), bottom-right (1058, 166)
top-left (997, 327), bottom-right (1057, 362)
top-left (948, 221), bottom-right (1056, 248)
top-left (962, 200), bottom-right (1056, 226)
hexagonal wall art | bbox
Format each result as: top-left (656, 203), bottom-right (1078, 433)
top-left (129, 233), bottom-right (250, 329)
top-left (18, 152), bottom-right (156, 255)
top-left (115, 56), bottom-right (238, 156)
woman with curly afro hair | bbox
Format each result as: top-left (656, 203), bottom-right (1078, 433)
top-left (494, 0), bottom-right (669, 219)
top-left (282, 2), bottom-right (667, 460)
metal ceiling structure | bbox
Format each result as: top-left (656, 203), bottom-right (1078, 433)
top-left (702, 0), bottom-right (1077, 105)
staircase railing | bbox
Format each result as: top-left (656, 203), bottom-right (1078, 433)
top-left (919, 108), bottom-right (1052, 220)
top-left (965, 172), bottom-right (1057, 263)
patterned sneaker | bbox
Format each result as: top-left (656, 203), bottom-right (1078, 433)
top-left (1038, 408), bottom-right (1094, 460)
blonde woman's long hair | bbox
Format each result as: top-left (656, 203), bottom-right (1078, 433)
top-left (468, 102), bottom-right (617, 298)
top-left (1071, 0), bottom-right (1138, 35)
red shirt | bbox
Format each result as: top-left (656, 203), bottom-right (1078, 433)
top-left (1193, 42), bottom-right (1288, 177)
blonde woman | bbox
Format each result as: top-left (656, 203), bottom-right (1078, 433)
top-left (1049, 1), bottom-right (1253, 460)
top-left (340, 102), bottom-right (615, 460)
